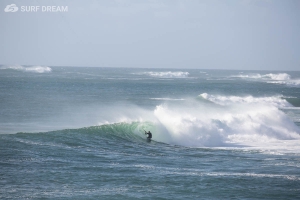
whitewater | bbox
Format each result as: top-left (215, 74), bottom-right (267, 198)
top-left (1, 67), bottom-right (300, 199)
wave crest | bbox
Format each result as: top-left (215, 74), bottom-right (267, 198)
top-left (263, 73), bottom-right (290, 81)
top-left (143, 71), bottom-right (189, 78)
top-left (199, 93), bottom-right (291, 107)
top-left (233, 73), bottom-right (300, 86)
top-left (1, 65), bottom-right (52, 73)
top-left (234, 73), bottom-right (290, 80)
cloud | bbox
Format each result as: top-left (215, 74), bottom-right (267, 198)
top-left (4, 4), bottom-right (19, 12)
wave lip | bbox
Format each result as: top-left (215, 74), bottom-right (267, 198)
top-left (143, 71), bottom-right (189, 78)
top-left (0, 65), bottom-right (52, 73)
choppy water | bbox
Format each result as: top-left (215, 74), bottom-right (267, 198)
top-left (1, 66), bottom-right (300, 199)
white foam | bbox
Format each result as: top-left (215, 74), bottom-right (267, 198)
top-left (234, 74), bottom-right (262, 79)
top-left (25, 66), bottom-right (52, 73)
top-left (263, 73), bottom-right (290, 81)
top-left (1, 65), bottom-right (52, 73)
top-left (152, 94), bottom-right (300, 149)
top-left (1, 65), bottom-right (24, 71)
top-left (199, 93), bottom-right (291, 108)
top-left (143, 71), bottom-right (189, 78)
top-left (233, 73), bottom-right (300, 86)
top-left (267, 80), bottom-right (300, 86)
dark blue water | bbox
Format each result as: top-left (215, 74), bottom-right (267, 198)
top-left (1, 66), bottom-right (300, 199)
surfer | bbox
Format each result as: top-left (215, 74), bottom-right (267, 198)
top-left (144, 130), bottom-right (152, 139)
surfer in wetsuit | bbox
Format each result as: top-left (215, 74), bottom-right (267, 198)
top-left (144, 130), bottom-right (152, 139)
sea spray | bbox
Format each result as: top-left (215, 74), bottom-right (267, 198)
top-left (153, 95), bottom-right (300, 147)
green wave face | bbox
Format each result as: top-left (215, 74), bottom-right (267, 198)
top-left (41, 121), bottom-right (158, 143)
top-left (12, 121), bottom-right (162, 153)
top-left (284, 97), bottom-right (300, 107)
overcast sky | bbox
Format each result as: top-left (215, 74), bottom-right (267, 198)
top-left (1, 0), bottom-right (299, 70)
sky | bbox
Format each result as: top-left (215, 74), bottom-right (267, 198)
top-left (0, 0), bottom-right (299, 70)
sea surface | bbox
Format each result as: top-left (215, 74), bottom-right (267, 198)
top-left (1, 66), bottom-right (300, 199)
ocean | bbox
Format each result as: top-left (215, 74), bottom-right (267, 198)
top-left (1, 66), bottom-right (300, 199)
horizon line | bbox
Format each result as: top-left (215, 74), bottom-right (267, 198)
top-left (1, 64), bottom-right (299, 72)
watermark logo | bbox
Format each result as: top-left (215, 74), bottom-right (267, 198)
top-left (4, 4), bottom-right (19, 12)
top-left (4, 4), bottom-right (68, 13)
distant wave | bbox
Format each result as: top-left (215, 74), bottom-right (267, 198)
top-left (233, 73), bottom-right (290, 80)
top-left (0, 65), bottom-right (52, 73)
top-left (263, 73), bottom-right (290, 80)
top-left (150, 98), bottom-right (185, 101)
top-left (199, 93), bottom-right (291, 108)
top-left (267, 80), bottom-right (300, 86)
top-left (142, 71), bottom-right (189, 78)
top-left (233, 73), bottom-right (300, 86)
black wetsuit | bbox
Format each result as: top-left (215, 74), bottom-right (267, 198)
top-left (146, 131), bottom-right (152, 139)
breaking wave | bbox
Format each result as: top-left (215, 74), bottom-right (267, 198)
top-left (1, 65), bottom-right (52, 73)
top-left (199, 93), bottom-right (291, 107)
top-left (233, 73), bottom-right (300, 86)
top-left (22, 93), bottom-right (299, 151)
top-left (267, 79), bottom-right (300, 86)
top-left (234, 73), bottom-right (290, 80)
top-left (142, 71), bottom-right (189, 78)
top-left (263, 73), bottom-right (290, 80)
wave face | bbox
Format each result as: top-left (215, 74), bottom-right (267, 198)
top-left (1, 65), bottom-right (52, 73)
top-left (142, 71), bottom-right (189, 78)
top-left (234, 72), bottom-right (300, 86)
top-left (55, 122), bottom-right (152, 143)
